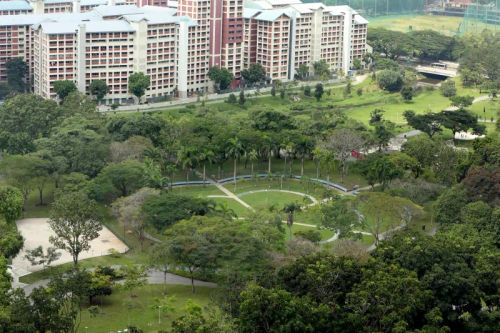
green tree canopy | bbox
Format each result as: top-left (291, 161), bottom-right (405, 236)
top-left (89, 79), bottom-right (110, 102)
top-left (0, 186), bottom-right (23, 223)
top-left (49, 192), bottom-right (102, 266)
top-left (5, 57), bottom-right (27, 92)
top-left (241, 63), bottom-right (266, 85)
top-left (141, 193), bottom-right (215, 231)
top-left (53, 80), bottom-right (77, 102)
top-left (128, 72), bottom-right (150, 103)
top-left (89, 159), bottom-right (145, 203)
top-left (208, 66), bottom-right (234, 91)
top-left (0, 94), bottom-right (60, 154)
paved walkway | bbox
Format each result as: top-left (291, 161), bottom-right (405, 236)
top-left (444, 95), bottom-right (490, 111)
top-left (21, 266), bottom-right (216, 296)
top-left (213, 182), bottom-right (255, 211)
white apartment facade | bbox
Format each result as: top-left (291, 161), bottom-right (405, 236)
top-left (0, 0), bottom-right (368, 103)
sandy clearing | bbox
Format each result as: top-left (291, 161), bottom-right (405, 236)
top-left (12, 218), bottom-right (129, 275)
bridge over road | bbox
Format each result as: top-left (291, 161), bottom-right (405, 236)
top-left (416, 62), bottom-right (458, 78)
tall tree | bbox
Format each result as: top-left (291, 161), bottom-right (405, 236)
top-left (208, 67), bottom-right (234, 91)
top-left (49, 192), bottom-right (102, 266)
top-left (439, 109), bottom-right (485, 144)
top-left (0, 94), bottom-right (60, 154)
top-left (128, 72), bottom-right (150, 104)
top-left (226, 137), bottom-right (244, 185)
top-left (241, 63), bottom-right (266, 85)
top-left (320, 197), bottom-right (362, 240)
top-left (296, 64), bottom-right (309, 80)
top-left (0, 186), bottom-right (23, 223)
top-left (89, 159), bottom-right (145, 202)
top-left (322, 129), bottom-right (365, 183)
top-left (53, 80), bottom-right (77, 102)
top-left (403, 110), bottom-right (442, 138)
top-left (5, 57), bottom-right (27, 92)
top-left (89, 79), bottom-right (110, 102)
top-left (282, 202), bottom-right (302, 240)
top-left (360, 153), bottom-right (402, 190)
top-left (113, 187), bottom-right (158, 250)
top-left (149, 243), bottom-right (173, 295)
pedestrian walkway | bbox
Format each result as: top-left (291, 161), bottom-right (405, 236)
top-left (213, 182), bottom-right (254, 211)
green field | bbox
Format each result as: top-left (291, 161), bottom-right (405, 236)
top-left (368, 14), bottom-right (499, 35)
top-left (223, 178), bottom-right (329, 197)
top-left (209, 196), bottom-right (250, 217)
top-left (290, 223), bottom-right (335, 242)
top-left (78, 284), bottom-right (214, 332)
top-left (240, 191), bottom-right (311, 212)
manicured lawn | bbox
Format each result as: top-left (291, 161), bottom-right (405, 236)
top-left (223, 178), bottom-right (327, 197)
top-left (240, 191), bottom-right (312, 212)
top-left (171, 184), bottom-right (224, 197)
top-left (469, 99), bottom-right (499, 132)
top-left (289, 223), bottom-right (335, 242)
top-left (209, 197), bottom-right (250, 217)
top-left (368, 14), bottom-right (498, 35)
top-left (78, 284), bottom-right (215, 332)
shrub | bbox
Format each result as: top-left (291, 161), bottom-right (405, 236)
top-left (294, 229), bottom-right (322, 244)
top-left (440, 80), bottom-right (457, 97)
top-left (304, 86), bottom-right (311, 96)
top-left (377, 70), bottom-right (404, 92)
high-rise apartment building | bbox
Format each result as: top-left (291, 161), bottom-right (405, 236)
top-left (0, 0), bottom-right (369, 103)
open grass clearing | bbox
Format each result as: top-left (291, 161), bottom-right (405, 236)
top-left (171, 184), bottom-right (224, 197)
top-left (368, 14), bottom-right (499, 35)
top-left (78, 284), bottom-right (214, 333)
top-left (222, 178), bottom-right (327, 198)
top-left (290, 223), bottom-right (335, 242)
top-left (209, 197), bottom-right (250, 217)
top-left (240, 191), bottom-right (312, 212)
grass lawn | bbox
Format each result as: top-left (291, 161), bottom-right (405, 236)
top-left (368, 14), bottom-right (499, 35)
top-left (171, 184), bottom-right (224, 197)
top-left (78, 284), bottom-right (215, 333)
top-left (209, 197), bottom-right (250, 217)
top-left (360, 234), bottom-right (375, 246)
top-left (469, 98), bottom-right (499, 125)
top-left (240, 191), bottom-right (312, 212)
top-left (223, 178), bottom-right (327, 197)
top-left (290, 223), bottom-right (335, 242)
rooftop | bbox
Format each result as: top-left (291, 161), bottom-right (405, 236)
top-left (38, 19), bottom-right (135, 34)
top-left (91, 4), bottom-right (144, 16)
top-left (0, 11), bottom-right (100, 26)
top-left (254, 9), bottom-right (292, 22)
top-left (80, 0), bottom-right (127, 5)
top-left (0, 0), bottom-right (32, 11)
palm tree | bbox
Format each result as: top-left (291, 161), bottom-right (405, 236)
top-left (199, 149), bottom-right (215, 186)
top-left (295, 136), bottom-right (314, 177)
top-left (262, 134), bottom-right (278, 174)
top-left (312, 147), bottom-right (323, 179)
top-left (177, 146), bottom-right (198, 183)
top-left (285, 143), bottom-right (295, 175)
top-left (282, 202), bottom-right (302, 240)
top-left (226, 138), bottom-right (244, 185)
top-left (247, 149), bottom-right (258, 177)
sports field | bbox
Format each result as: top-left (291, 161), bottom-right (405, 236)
top-left (368, 14), bottom-right (499, 35)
